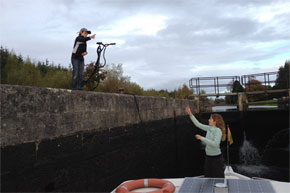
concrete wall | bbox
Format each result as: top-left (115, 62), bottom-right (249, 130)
top-left (1, 84), bottom-right (197, 147)
top-left (1, 85), bottom-right (201, 192)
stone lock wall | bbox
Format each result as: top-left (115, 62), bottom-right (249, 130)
top-left (1, 85), bottom-right (202, 192)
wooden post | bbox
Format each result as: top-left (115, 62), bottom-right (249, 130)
top-left (238, 93), bottom-right (248, 111)
top-left (194, 96), bottom-right (200, 113)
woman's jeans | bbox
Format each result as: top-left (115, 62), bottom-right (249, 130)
top-left (71, 58), bottom-right (84, 90)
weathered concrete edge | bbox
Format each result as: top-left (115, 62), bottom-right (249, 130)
top-left (0, 84), bottom-right (198, 147)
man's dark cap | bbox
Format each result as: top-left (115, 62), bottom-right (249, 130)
top-left (79, 28), bottom-right (91, 34)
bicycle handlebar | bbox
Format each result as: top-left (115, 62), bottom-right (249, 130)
top-left (96, 42), bottom-right (116, 47)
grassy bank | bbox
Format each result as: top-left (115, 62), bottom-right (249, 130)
top-left (248, 99), bottom-right (278, 106)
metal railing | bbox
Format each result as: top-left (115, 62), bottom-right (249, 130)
top-left (189, 71), bottom-right (289, 96)
top-left (241, 72), bottom-right (278, 89)
top-left (189, 76), bottom-right (240, 95)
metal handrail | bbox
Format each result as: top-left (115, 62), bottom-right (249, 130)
top-left (188, 71), bottom-right (288, 96)
top-left (189, 76), bottom-right (240, 95)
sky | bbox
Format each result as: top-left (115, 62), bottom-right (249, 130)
top-left (1, 0), bottom-right (289, 91)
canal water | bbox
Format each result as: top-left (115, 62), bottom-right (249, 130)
top-left (210, 107), bottom-right (289, 182)
top-left (212, 105), bottom-right (277, 112)
top-left (233, 132), bottom-right (289, 182)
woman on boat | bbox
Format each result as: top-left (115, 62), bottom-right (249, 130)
top-left (185, 106), bottom-right (226, 178)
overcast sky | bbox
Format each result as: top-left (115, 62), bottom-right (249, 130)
top-left (1, 0), bottom-right (289, 91)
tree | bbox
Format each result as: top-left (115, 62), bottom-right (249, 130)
top-left (43, 70), bottom-right (71, 89)
top-left (144, 89), bottom-right (170, 98)
top-left (96, 64), bottom-right (131, 93)
top-left (199, 90), bottom-right (209, 102)
top-left (270, 60), bottom-right (290, 99)
top-left (83, 62), bottom-right (101, 91)
top-left (17, 54), bottom-right (24, 63)
top-left (1, 47), bottom-right (72, 88)
top-left (245, 79), bottom-right (266, 102)
top-left (37, 61), bottom-right (50, 77)
top-left (2, 46), bottom-right (215, 99)
top-left (275, 60), bottom-right (289, 89)
top-left (225, 80), bottom-right (244, 104)
top-left (245, 79), bottom-right (265, 91)
top-left (0, 46), bottom-right (9, 83)
top-left (3, 54), bottom-right (42, 86)
top-left (83, 63), bottom-right (145, 95)
top-left (122, 82), bottom-right (144, 96)
top-left (174, 84), bottom-right (194, 99)
top-left (215, 98), bottom-right (225, 104)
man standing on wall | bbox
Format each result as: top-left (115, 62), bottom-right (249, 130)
top-left (71, 28), bottom-right (96, 90)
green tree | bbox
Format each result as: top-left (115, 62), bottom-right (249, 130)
top-left (174, 84), bottom-right (193, 99)
top-left (84, 63), bottom-right (145, 95)
top-left (245, 79), bottom-right (265, 92)
top-left (274, 60), bottom-right (289, 89)
top-left (42, 70), bottom-right (71, 89)
top-left (96, 64), bottom-right (130, 93)
top-left (3, 55), bottom-right (42, 86)
top-left (0, 46), bottom-right (9, 83)
top-left (225, 80), bottom-right (244, 104)
top-left (215, 98), bottom-right (225, 104)
top-left (158, 89), bottom-right (170, 98)
top-left (270, 60), bottom-right (290, 99)
top-left (199, 90), bottom-right (209, 102)
top-left (144, 89), bottom-right (170, 98)
top-left (1, 47), bottom-right (72, 88)
top-left (37, 61), bottom-right (50, 77)
top-left (83, 62), bottom-right (100, 91)
top-left (122, 82), bottom-right (144, 95)
top-left (245, 79), bottom-right (266, 102)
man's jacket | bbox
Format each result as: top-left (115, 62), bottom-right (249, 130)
top-left (71, 35), bottom-right (91, 60)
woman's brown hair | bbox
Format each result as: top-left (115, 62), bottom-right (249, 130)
top-left (211, 114), bottom-right (226, 141)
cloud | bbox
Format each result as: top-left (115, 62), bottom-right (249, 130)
top-left (1, 0), bottom-right (289, 91)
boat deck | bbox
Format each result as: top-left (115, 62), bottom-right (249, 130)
top-left (112, 167), bottom-right (290, 193)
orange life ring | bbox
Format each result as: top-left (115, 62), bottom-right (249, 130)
top-left (116, 178), bottom-right (175, 193)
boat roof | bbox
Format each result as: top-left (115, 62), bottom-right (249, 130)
top-left (111, 166), bottom-right (290, 193)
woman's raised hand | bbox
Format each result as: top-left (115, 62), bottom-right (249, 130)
top-left (185, 106), bottom-right (192, 116)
